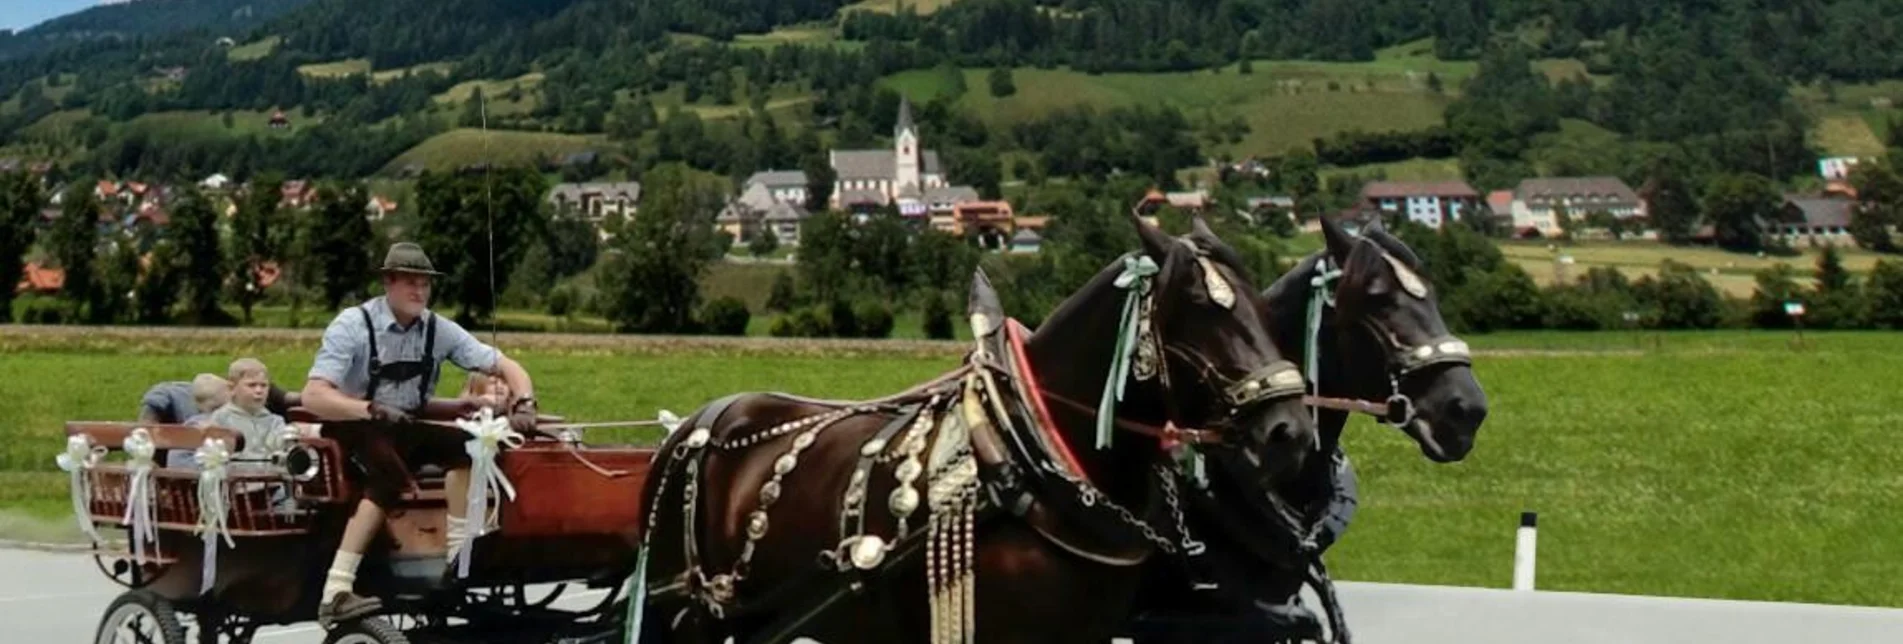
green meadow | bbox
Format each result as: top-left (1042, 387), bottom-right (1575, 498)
top-left (3, 329), bottom-right (1900, 608)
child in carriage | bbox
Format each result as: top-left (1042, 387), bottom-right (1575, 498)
top-left (206, 358), bottom-right (298, 512)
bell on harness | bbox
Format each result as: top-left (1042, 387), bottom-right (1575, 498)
top-left (360, 306), bottom-right (437, 413)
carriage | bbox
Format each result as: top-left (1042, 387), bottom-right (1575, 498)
top-left (63, 402), bottom-right (658, 644)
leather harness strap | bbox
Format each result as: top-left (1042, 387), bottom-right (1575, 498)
top-left (360, 305), bottom-right (436, 412)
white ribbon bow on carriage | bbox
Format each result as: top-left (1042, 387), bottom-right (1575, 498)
top-left (54, 434), bottom-right (108, 544)
top-left (194, 437), bottom-right (238, 595)
top-left (121, 429), bottom-right (160, 564)
top-left (455, 408), bottom-right (525, 578)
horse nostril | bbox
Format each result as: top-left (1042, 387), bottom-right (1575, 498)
top-left (1445, 396), bottom-right (1488, 426)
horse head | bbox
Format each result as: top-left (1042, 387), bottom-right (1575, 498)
top-left (1022, 211), bottom-right (1317, 488)
top-left (1266, 214), bottom-right (1488, 463)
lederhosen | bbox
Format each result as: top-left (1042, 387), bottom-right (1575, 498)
top-left (330, 306), bottom-right (473, 509)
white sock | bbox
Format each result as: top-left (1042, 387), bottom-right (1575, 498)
top-left (445, 515), bottom-right (469, 564)
top-left (323, 551), bottom-right (362, 603)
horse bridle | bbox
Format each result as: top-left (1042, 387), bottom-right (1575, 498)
top-left (1309, 254), bottom-right (1473, 428)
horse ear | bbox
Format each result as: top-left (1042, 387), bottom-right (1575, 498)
top-left (1363, 216), bottom-right (1388, 235)
top-left (1131, 210), bottom-right (1174, 262)
top-left (967, 267), bottom-right (1004, 339)
top-left (1191, 214), bottom-right (1218, 239)
top-left (1320, 214), bottom-right (1356, 262)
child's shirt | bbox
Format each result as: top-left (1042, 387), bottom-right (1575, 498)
top-left (207, 403), bottom-right (287, 457)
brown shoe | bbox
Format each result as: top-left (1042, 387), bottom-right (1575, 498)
top-left (317, 591), bottom-right (383, 629)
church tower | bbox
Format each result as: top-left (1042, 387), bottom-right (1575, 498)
top-left (893, 97), bottom-right (919, 197)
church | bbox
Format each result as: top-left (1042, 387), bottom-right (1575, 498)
top-left (829, 98), bottom-right (975, 216)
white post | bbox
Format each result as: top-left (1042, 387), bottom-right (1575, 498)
top-left (1512, 511), bottom-right (1537, 591)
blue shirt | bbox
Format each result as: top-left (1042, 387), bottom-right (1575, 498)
top-left (139, 381), bottom-right (197, 424)
top-left (307, 296), bottom-right (502, 412)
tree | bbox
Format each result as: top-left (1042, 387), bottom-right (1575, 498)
top-left (749, 227), bottom-right (779, 258)
top-left (802, 153), bottom-right (836, 213)
top-left (308, 182), bottom-right (375, 312)
top-left (47, 180), bottom-right (99, 319)
top-left (171, 186), bottom-right (229, 325)
top-left (1702, 173), bottom-right (1783, 252)
top-left (1748, 263), bottom-right (1805, 328)
top-left (460, 87), bottom-right (487, 128)
top-left (1867, 259), bottom-right (1903, 329)
top-left (765, 270), bottom-right (798, 312)
top-left (1810, 245), bottom-right (1863, 328)
top-left (0, 171), bottom-right (40, 321)
top-left (1848, 160), bottom-right (1901, 252)
top-left (988, 67), bottom-right (1016, 97)
top-left (796, 209), bottom-right (856, 301)
top-left (1633, 260), bottom-right (1726, 329)
top-left (599, 163), bottom-right (725, 333)
top-left (1641, 164), bottom-right (1701, 244)
top-left (414, 167), bottom-right (549, 324)
top-left (230, 174), bottom-right (286, 325)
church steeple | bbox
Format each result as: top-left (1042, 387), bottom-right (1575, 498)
top-left (895, 96), bottom-right (915, 138)
top-left (893, 96), bottom-right (920, 196)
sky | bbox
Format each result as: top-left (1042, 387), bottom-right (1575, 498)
top-left (1, 1), bottom-right (104, 32)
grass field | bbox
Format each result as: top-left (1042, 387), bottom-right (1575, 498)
top-left (3, 329), bottom-right (1901, 609)
top-left (384, 128), bottom-right (604, 172)
top-left (226, 36), bottom-right (281, 62)
top-left (1498, 240), bottom-right (1884, 297)
top-left (297, 58), bottom-right (373, 79)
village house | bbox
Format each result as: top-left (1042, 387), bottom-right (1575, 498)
top-left (546, 181), bottom-right (641, 223)
top-left (717, 181), bottom-right (810, 246)
top-left (1509, 176), bottom-right (1644, 237)
top-left (1773, 195), bottom-right (1855, 247)
top-left (1358, 180), bottom-right (1481, 229)
top-left (1134, 188), bottom-right (1212, 216)
top-left (280, 180), bottom-right (318, 210)
top-left (744, 170), bottom-right (811, 206)
top-left (366, 195), bottom-right (400, 220)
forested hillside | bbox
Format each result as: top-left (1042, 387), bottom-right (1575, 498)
top-left (0, 0), bottom-right (313, 60)
top-left (0, 0), bottom-right (1898, 198)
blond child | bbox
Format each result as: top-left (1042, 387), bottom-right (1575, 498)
top-left (207, 358), bottom-right (288, 456)
top-left (163, 374), bottom-right (231, 468)
top-left (463, 372), bottom-right (513, 412)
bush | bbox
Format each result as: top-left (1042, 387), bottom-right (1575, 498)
top-left (17, 295), bottom-right (66, 324)
top-left (699, 296), bottom-right (752, 336)
top-left (922, 291), bottom-right (955, 340)
top-left (853, 300), bottom-right (894, 338)
top-left (546, 286), bottom-right (576, 318)
top-left (826, 299), bottom-right (858, 338)
top-left (766, 272), bottom-right (798, 312)
top-left (769, 305), bottom-right (832, 337)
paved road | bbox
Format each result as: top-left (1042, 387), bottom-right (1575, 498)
top-left (13, 548), bottom-right (1902, 643)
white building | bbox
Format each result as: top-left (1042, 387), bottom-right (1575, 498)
top-left (1509, 176), bottom-right (1644, 237)
top-left (830, 98), bottom-right (958, 213)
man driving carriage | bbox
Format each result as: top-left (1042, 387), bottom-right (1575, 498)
top-left (300, 241), bottom-right (540, 628)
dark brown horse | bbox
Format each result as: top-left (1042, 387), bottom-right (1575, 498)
top-left (1126, 214), bottom-right (1491, 643)
top-left (630, 214), bottom-right (1318, 644)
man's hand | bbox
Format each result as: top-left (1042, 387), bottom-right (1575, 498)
top-left (367, 401), bottom-right (413, 425)
top-left (508, 397), bottom-right (539, 433)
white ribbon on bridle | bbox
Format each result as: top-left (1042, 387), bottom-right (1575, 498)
top-left (121, 429), bottom-right (160, 563)
top-left (54, 435), bottom-right (107, 544)
top-left (194, 437), bottom-right (237, 595)
top-left (455, 408), bottom-right (524, 578)
top-left (657, 409), bottom-right (683, 434)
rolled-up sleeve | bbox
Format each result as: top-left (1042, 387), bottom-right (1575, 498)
top-left (308, 312), bottom-right (360, 387)
top-left (438, 317), bottom-right (501, 373)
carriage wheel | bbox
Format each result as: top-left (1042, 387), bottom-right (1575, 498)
top-left (322, 618), bottom-right (412, 644)
top-left (94, 589), bottom-right (188, 644)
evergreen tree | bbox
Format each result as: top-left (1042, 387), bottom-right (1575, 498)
top-left (171, 186), bottom-right (229, 325)
top-left (48, 180), bottom-right (100, 319)
top-left (0, 171), bottom-right (40, 322)
top-left (599, 163), bottom-right (725, 333)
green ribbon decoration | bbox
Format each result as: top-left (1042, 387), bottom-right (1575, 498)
top-left (622, 544), bottom-right (650, 643)
top-left (1305, 258), bottom-right (1342, 426)
top-left (1100, 254), bottom-right (1160, 449)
